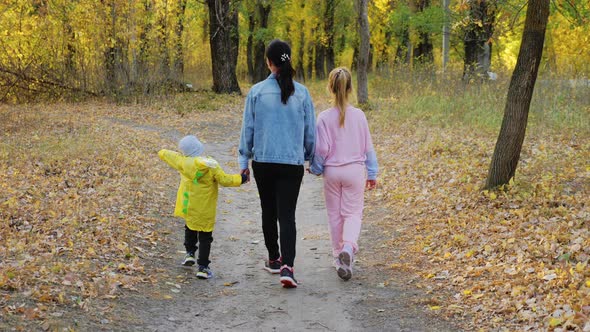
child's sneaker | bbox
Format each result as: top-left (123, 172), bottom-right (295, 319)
top-left (196, 265), bottom-right (213, 279)
top-left (263, 257), bottom-right (282, 274)
top-left (279, 265), bottom-right (298, 288)
top-left (337, 246), bottom-right (353, 281)
top-left (182, 253), bottom-right (196, 266)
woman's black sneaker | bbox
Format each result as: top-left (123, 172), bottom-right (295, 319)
top-left (279, 265), bottom-right (298, 288)
top-left (263, 257), bottom-right (282, 274)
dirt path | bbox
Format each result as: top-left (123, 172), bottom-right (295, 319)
top-left (100, 115), bottom-right (460, 332)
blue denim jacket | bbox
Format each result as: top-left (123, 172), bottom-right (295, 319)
top-left (238, 74), bottom-right (315, 170)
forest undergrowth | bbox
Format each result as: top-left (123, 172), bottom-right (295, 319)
top-left (0, 75), bottom-right (589, 331)
top-left (366, 74), bottom-right (589, 331)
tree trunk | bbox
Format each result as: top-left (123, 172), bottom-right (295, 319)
top-left (377, 30), bottom-right (392, 73)
top-left (173, 0), bottom-right (187, 81)
top-left (63, 21), bottom-right (76, 83)
top-left (137, 0), bottom-right (153, 93)
top-left (351, 45), bottom-right (358, 71)
top-left (412, 0), bottom-right (434, 65)
top-left (463, 0), bottom-right (496, 81)
top-left (105, 0), bottom-right (117, 93)
top-left (485, 0), bottom-right (550, 189)
top-left (306, 29), bottom-right (314, 80)
top-left (158, 0), bottom-right (170, 81)
top-left (314, 41), bottom-right (326, 80)
top-left (324, 0), bottom-right (336, 73)
top-left (368, 43), bottom-right (374, 72)
top-left (207, 0), bottom-right (241, 94)
top-left (442, 0), bottom-right (450, 72)
top-left (253, 2), bottom-right (271, 83)
top-left (295, 18), bottom-right (306, 82)
top-left (414, 32), bottom-right (433, 64)
top-left (356, 0), bottom-right (369, 105)
top-left (394, 28), bottom-right (411, 65)
top-left (246, 12), bottom-right (255, 83)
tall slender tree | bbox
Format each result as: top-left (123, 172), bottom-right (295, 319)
top-left (356, 0), bottom-right (370, 105)
top-left (411, 0), bottom-right (434, 64)
top-left (206, 0), bottom-right (241, 94)
top-left (485, 0), bottom-right (550, 188)
top-left (442, 0), bottom-right (450, 72)
top-left (306, 27), bottom-right (315, 80)
top-left (314, 33), bottom-right (326, 79)
top-left (104, 0), bottom-right (120, 93)
top-left (157, 0), bottom-right (171, 81)
top-left (295, 8), bottom-right (306, 82)
top-left (390, 3), bottom-right (412, 66)
top-left (136, 0), bottom-right (154, 90)
top-left (324, 0), bottom-right (337, 74)
top-left (246, 10), bottom-right (255, 82)
top-left (253, 1), bottom-right (271, 83)
top-left (173, 0), bottom-right (187, 81)
top-left (463, 0), bottom-right (496, 81)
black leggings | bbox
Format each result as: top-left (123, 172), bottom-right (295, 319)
top-left (184, 226), bottom-right (213, 267)
top-left (252, 161), bottom-right (304, 267)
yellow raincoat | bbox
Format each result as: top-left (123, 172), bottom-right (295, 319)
top-left (158, 149), bottom-right (242, 232)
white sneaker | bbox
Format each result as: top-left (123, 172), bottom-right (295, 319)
top-left (337, 246), bottom-right (353, 281)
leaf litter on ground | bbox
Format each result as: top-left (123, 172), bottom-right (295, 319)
top-left (1, 94), bottom-right (588, 331)
top-left (364, 109), bottom-right (589, 331)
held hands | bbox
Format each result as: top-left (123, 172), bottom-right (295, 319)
top-left (306, 168), bottom-right (319, 176)
top-left (306, 167), bottom-right (322, 177)
top-left (365, 179), bottom-right (377, 190)
top-left (240, 168), bottom-right (251, 184)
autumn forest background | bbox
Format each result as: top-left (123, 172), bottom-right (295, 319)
top-left (1, 0), bottom-right (589, 101)
top-left (1, 0), bottom-right (589, 331)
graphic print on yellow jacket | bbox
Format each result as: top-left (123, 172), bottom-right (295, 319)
top-left (158, 149), bottom-right (242, 232)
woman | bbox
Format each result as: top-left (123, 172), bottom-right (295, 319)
top-left (238, 39), bottom-right (315, 288)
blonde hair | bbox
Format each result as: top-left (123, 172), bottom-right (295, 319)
top-left (328, 67), bottom-right (352, 127)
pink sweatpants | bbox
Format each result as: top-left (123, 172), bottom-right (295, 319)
top-left (323, 163), bottom-right (366, 258)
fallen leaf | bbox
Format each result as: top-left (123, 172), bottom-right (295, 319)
top-left (549, 317), bottom-right (562, 327)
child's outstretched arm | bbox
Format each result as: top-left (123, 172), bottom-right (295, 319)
top-left (212, 166), bottom-right (244, 187)
top-left (158, 149), bottom-right (185, 172)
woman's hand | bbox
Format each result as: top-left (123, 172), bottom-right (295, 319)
top-left (240, 168), bottom-right (251, 183)
top-left (306, 168), bottom-right (321, 176)
top-left (365, 179), bottom-right (377, 190)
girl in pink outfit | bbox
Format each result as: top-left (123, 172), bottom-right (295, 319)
top-left (310, 67), bottom-right (378, 281)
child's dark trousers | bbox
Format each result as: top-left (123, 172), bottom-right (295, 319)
top-left (184, 226), bottom-right (213, 267)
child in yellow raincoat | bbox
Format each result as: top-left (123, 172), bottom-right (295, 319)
top-left (159, 135), bottom-right (247, 279)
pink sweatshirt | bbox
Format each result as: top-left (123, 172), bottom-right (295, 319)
top-left (311, 106), bottom-right (378, 179)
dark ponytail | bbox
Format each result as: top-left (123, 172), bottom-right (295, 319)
top-left (266, 39), bottom-right (295, 104)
